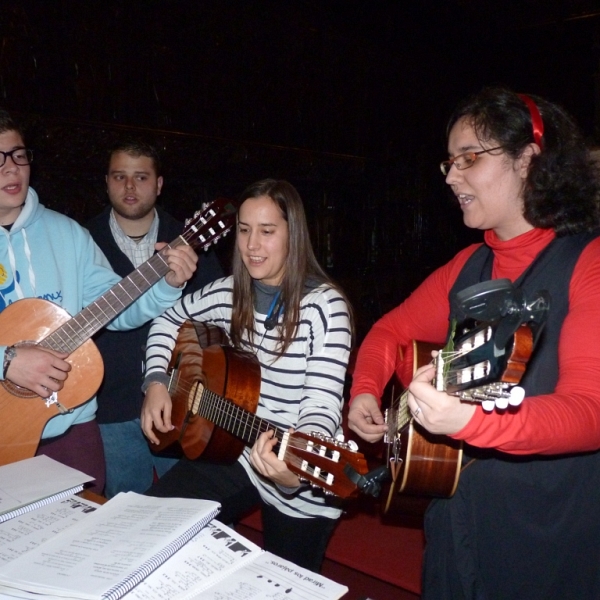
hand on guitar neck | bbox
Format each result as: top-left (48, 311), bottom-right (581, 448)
top-left (5, 345), bottom-right (70, 399)
top-left (250, 429), bottom-right (301, 489)
top-left (155, 242), bottom-right (198, 289)
top-left (407, 362), bottom-right (477, 436)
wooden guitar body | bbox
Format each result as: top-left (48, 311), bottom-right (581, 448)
top-left (153, 321), bottom-right (262, 462)
top-left (383, 341), bottom-right (462, 513)
top-left (0, 298), bottom-right (103, 465)
top-left (383, 425), bottom-right (462, 513)
top-left (383, 323), bottom-right (534, 512)
top-left (153, 320), bottom-right (369, 499)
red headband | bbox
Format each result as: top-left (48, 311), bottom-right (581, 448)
top-left (518, 93), bottom-right (544, 149)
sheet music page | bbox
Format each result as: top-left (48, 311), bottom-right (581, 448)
top-left (189, 551), bottom-right (348, 600)
top-left (0, 493), bottom-right (220, 600)
top-left (0, 456), bottom-right (94, 517)
top-left (0, 495), bottom-right (99, 566)
top-left (126, 521), bottom-right (262, 600)
top-left (126, 521), bottom-right (347, 600)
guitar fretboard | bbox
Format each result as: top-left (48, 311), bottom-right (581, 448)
top-left (192, 384), bottom-right (284, 447)
top-left (39, 240), bottom-right (182, 354)
top-left (389, 390), bottom-right (411, 435)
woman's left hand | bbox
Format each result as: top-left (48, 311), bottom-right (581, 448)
top-left (407, 364), bottom-right (477, 435)
top-left (250, 429), bottom-right (301, 488)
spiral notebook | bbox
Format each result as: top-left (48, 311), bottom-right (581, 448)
top-left (125, 520), bottom-right (349, 600)
top-left (0, 492), bottom-right (221, 600)
top-left (0, 455), bottom-right (94, 523)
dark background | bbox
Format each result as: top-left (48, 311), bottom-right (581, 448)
top-left (2, 0), bottom-right (600, 340)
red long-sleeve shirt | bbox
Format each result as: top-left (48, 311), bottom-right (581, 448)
top-left (350, 227), bottom-right (600, 455)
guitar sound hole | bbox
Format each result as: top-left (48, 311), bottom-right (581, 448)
top-left (1, 380), bottom-right (38, 399)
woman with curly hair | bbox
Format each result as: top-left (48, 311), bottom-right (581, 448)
top-left (349, 86), bottom-right (600, 598)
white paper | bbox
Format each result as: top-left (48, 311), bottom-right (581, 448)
top-left (0, 492), bottom-right (220, 600)
top-left (125, 521), bottom-right (347, 600)
top-left (126, 521), bottom-right (261, 600)
top-left (0, 495), bottom-right (99, 566)
top-left (189, 551), bottom-right (348, 600)
top-left (0, 455), bottom-right (94, 519)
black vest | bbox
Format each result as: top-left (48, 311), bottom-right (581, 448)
top-left (422, 231), bottom-right (600, 600)
top-left (449, 230), bottom-right (600, 398)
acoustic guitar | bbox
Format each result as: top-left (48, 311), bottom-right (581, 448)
top-left (382, 320), bottom-right (533, 513)
top-left (151, 320), bottom-right (369, 499)
top-left (0, 198), bottom-right (236, 466)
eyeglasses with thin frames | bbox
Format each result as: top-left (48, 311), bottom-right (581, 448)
top-left (0, 148), bottom-right (33, 168)
top-left (440, 146), bottom-right (503, 176)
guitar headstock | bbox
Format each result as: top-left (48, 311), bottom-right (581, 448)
top-left (281, 431), bottom-right (369, 499)
top-left (439, 321), bottom-right (533, 406)
top-left (182, 197), bottom-right (237, 252)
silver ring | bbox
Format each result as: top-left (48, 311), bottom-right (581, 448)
top-left (413, 406), bottom-right (421, 418)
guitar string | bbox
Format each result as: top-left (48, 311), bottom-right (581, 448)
top-left (388, 347), bottom-right (483, 435)
top-left (167, 376), bottom-right (340, 481)
top-left (35, 203), bottom-right (230, 354)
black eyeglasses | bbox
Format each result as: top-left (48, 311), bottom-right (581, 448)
top-left (440, 146), bottom-right (503, 176)
top-left (0, 148), bottom-right (33, 168)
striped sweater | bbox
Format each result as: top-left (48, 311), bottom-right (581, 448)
top-left (145, 276), bottom-right (352, 519)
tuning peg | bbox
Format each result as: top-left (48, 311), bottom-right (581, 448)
top-left (508, 386), bottom-right (525, 406)
top-left (495, 395), bottom-right (509, 410)
top-left (482, 400), bottom-right (495, 412)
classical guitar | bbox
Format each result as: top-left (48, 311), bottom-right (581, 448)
top-left (152, 320), bottom-right (369, 499)
top-left (0, 198), bottom-right (236, 466)
top-left (382, 320), bottom-right (534, 512)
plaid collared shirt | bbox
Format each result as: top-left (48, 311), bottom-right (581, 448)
top-left (109, 209), bottom-right (159, 268)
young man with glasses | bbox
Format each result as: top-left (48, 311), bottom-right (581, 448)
top-left (86, 140), bottom-right (223, 497)
top-left (0, 111), bottom-right (199, 493)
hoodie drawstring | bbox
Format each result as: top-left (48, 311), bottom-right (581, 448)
top-left (6, 227), bottom-right (36, 300)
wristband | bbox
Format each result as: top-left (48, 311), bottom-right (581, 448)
top-left (3, 346), bottom-right (16, 379)
top-left (141, 372), bottom-right (170, 394)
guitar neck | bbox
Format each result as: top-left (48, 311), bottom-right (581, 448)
top-left (193, 384), bottom-right (283, 447)
top-left (388, 390), bottom-right (412, 433)
top-left (40, 238), bottom-right (185, 354)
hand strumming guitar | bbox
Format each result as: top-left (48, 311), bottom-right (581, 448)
top-left (348, 393), bottom-right (388, 443)
top-left (5, 345), bottom-right (71, 398)
top-left (141, 382), bottom-right (173, 445)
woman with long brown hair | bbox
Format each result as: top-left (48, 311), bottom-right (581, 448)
top-left (141, 179), bottom-right (352, 572)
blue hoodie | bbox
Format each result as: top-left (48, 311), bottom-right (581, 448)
top-left (0, 188), bottom-right (183, 438)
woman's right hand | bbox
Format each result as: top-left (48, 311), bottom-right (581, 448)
top-left (347, 393), bottom-right (388, 442)
top-left (141, 383), bottom-right (173, 445)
